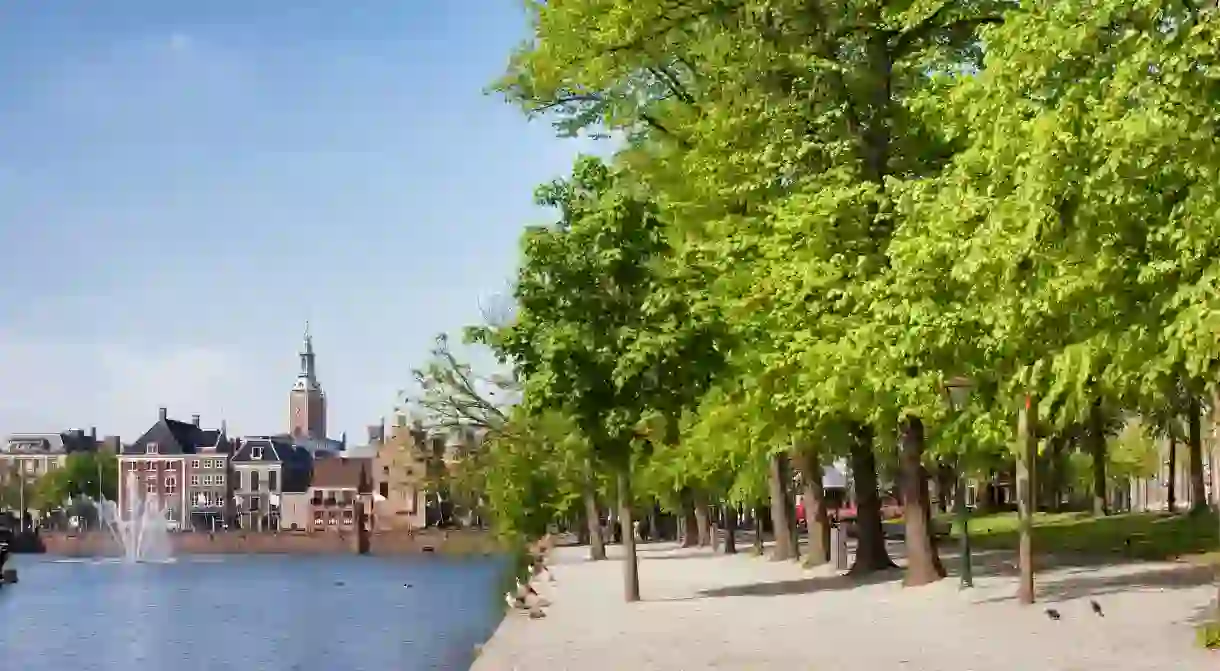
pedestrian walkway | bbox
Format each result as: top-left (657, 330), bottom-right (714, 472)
top-left (474, 541), bottom-right (1217, 670)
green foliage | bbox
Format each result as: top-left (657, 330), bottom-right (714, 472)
top-left (34, 452), bottom-right (118, 511)
top-left (477, 409), bottom-right (590, 544)
top-left (469, 1), bottom-right (1220, 603)
top-left (486, 155), bottom-right (723, 478)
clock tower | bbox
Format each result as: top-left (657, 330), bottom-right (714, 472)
top-left (289, 322), bottom-right (327, 440)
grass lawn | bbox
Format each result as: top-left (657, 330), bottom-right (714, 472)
top-left (945, 509), bottom-right (1220, 563)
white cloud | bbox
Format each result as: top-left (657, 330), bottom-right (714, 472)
top-left (0, 333), bottom-right (247, 441)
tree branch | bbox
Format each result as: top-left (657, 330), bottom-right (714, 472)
top-left (891, 2), bottom-right (1007, 57)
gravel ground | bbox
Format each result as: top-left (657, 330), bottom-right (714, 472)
top-left (472, 540), bottom-right (1218, 671)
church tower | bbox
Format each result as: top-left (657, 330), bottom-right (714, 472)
top-left (289, 322), bottom-right (327, 440)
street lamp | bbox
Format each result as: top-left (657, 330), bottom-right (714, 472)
top-left (944, 376), bottom-right (975, 589)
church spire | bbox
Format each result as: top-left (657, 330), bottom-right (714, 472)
top-left (299, 321), bottom-right (317, 384)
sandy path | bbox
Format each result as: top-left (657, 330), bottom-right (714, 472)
top-left (473, 541), bottom-right (1217, 670)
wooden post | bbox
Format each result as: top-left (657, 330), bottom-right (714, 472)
top-left (1016, 394), bottom-right (1037, 604)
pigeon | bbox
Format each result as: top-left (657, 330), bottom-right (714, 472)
top-left (528, 607), bottom-right (547, 619)
top-left (1090, 600), bottom-right (1104, 617)
top-left (504, 592), bottom-right (525, 610)
top-left (1045, 608), bottom-right (1061, 621)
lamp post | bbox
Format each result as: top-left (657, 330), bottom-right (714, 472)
top-left (944, 376), bottom-right (975, 589)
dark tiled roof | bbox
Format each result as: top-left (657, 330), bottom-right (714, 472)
top-left (123, 418), bottom-right (225, 456)
top-left (232, 437), bottom-right (292, 463)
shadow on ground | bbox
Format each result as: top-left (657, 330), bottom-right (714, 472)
top-left (692, 567), bottom-right (904, 598)
top-left (973, 562), bottom-right (1216, 604)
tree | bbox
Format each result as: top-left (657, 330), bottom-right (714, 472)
top-left (38, 452), bottom-right (118, 506)
top-left (486, 156), bottom-right (679, 601)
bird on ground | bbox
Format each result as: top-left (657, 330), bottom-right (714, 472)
top-left (528, 607), bottom-right (547, 619)
top-left (1045, 608), bottom-right (1061, 621)
top-left (504, 592), bottom-right (526, 610)
top-left (1090, 600), bottom-right (1104, 617)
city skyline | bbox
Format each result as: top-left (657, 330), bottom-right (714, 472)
top-left (0, 2), bottom-right (601, 440)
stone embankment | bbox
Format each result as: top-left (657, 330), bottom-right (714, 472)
top-left (40, 528), bottom-right (497, 556)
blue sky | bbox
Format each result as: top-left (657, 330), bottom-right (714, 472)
top-left (0, 2), bottom-right (597, 442)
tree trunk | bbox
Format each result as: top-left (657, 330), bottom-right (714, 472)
top-left (899, 417), bottom-right (946, 586)
top-left (752, 506), bottom-right (764, 555)
top-left (679, 488), bottom-right (699, 548)
top-left (792, 446), bottom-right (830, 566)
top-left (1187, 395), bottom-right (1208, 515)
top-left (1048, 435), bottom-right (1066, 512)
top-left (935, 462), bottom-right (953, 514)
top-left (767, 452), bottom-right (797, 561)
top-left (722, 504), bottom-right (737, 554)
top-left (617, 469), bottom-right (640, 602)
top-left (1088, 399), bottom-right (1109, 516)
top-left (848, 424), bottom-right (897, 574)
top-left (1168, 434), bottom-right (1178, 512)
top-left (582, 487), bottom-right (606, 561)
top-left (1017, 394), bottom-right (1038, 604)
top-left (575, 508), bottom-right (590, 545)
top-left (607, 494), bottom-right (619, 545)
top-left (694, 492), bottom-right (712, 547)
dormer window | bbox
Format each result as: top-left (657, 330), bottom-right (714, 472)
top-left (251, 446), bottom-right (263, 460)
top-left (146, 442), bottom-right (159, 455)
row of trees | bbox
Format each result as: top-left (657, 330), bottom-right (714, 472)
top-left (409, 0), bottom-right (1220, 614)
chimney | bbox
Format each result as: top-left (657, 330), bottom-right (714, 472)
top-left (158, 407), bottom-right (168, 421)
top-left (191, 414), bottom-right (201, 427)
top-left (90, 426), bottom-right (97, 441)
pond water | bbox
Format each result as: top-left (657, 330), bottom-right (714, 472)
top-left (0, 554), bottom-right (506, 671)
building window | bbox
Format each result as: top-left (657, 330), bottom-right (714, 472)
top-left (251, 470), bottom-right (261, 491)
top-left (190, 475), bottom-right (200, 486)
top-left (269, 470), bottom-right (278, 492)
top-left (165, 477), bottom-right (177, 494)
top-left (379, 482), bottom-right (389, 498)
top-left (146, 479), bottom-right (157, 493)
top-left (146, 442), bottom-right (159, 455)
top-left (191, 459), bottom-right (200, 469)
top-left (215, 474), bottom-right (225, 486)
top-left (251, 446), bottom-right (263, 460)
top-left (202, 475), bottom-right (213, 486)
top-left (342, 509), bottom-right (353, 526)
top-left (127, 461), bottom-right (137, 472)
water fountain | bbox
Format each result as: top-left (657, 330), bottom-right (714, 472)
top-left (92, 476), bottom-right (173, 563)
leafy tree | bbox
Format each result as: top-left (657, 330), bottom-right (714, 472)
top-left (485, 155), bottom-right (699, 601)
top-left (38, 452), bottom-right (118, 506)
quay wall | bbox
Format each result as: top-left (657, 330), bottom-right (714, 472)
top-left (39, 529), bottom-right (498, 557)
